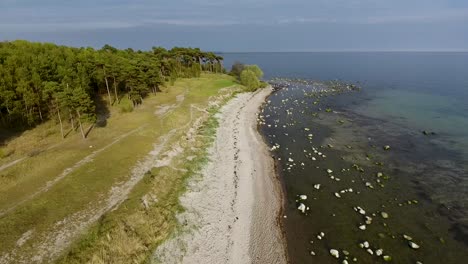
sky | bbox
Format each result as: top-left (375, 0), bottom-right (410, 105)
top-left (1, 0), bottom-right (468, 51)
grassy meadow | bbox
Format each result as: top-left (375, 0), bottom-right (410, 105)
top-left (0, 73), bottom-right (240, 263)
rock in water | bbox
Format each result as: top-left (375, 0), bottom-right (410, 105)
top-left (298, 203), bottom-right (306, 213)
top-left (409, 241), bottom-right (420, 249)
top-left (381, 212), bottom-right (389, 219)
top-left (383, 255), bottom-right (392, 262)
top-left (330, 249), bottom-right (340, 258)
top-left (403, 234), bottom-right (413, 241)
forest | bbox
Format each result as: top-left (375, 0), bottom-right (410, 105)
top-left (0, 40), bottom-right (224, 138)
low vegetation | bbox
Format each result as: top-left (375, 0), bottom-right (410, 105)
top-left (0, 72), bottom-right (240, 263)
top-left (230, 62), bottom-right (267, 91)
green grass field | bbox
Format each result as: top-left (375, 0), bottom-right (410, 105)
top-left (0, 73), bottom-right (240, 263)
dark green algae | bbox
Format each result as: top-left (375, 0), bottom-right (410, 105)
top-left (259, 79), bottom-right (468, 264)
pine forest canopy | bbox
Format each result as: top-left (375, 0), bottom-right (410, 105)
top-left (0, 40), bottom-right (224, 138)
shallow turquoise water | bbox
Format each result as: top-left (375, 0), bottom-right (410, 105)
top-left (222, 52), bottom-right (468, 263)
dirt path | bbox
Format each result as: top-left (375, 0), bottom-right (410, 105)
top-left (153, 88), bottom-right (287, 264)
top-left (0, 126), bottom-right (146, 217)
top-left (0, 87), bottom-right (235, 263)
top-left (0, 157), bottom-right (27, 173)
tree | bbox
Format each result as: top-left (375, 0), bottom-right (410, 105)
top-left (230, 62), bottom-right (244, 78)
top-left (0, 40), bottom-right (226, 135)
top-left (244, 65), bottom-right (263, 79)
top-left (240, 69), bottom-right (260, 91)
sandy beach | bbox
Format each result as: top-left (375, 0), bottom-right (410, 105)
top-left (154, 87), bottom-right (287, 264)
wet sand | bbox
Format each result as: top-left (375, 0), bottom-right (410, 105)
top-left (154, 87), bottom-right (287, 264)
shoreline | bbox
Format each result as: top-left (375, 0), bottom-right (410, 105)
top-left (153, 87), bottom-right (287, 263)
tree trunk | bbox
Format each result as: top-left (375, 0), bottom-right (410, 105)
top-left (70, 113), bottom-right (75, 130)
top-left (57, 105), bottom-right (64, 139)
top-left (113, 77), bottom-right (118, 104)
top-left (104, 76), bottom-right (112, 107)
top-left (38, 105), bottom-right (43, 121)
top-left (76, 110), bottom-right (86, 139)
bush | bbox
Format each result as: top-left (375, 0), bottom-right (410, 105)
top-left (244, 65), bottom-right (263, 79)
top-left (240, 69), bottom-right (260, 91)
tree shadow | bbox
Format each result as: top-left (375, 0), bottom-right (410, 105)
top-left (94, 95), bottom-right (111, 128)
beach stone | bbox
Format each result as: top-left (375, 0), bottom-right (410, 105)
top-left (409, 241), bottom-right (420, 249)
top-left (363, 241), bottom-right (370, 248)
top-left (343, 260), bottom-right (349, 264)
top-left (376, 249), bottom-right (383, 256)
top-left (383, 255), bottom-right (392, 262)
top-left (330, 249), bottom-right (340, 258)
top-left (299, 195), bottom-right (307, 200)
top-left (310, 251), bottom-right (316, 256)
top-left (367, 249), bottom-right (374, 255)
top-left (359, 224), bottom-right (366, 230)
top-left (403, 234), bottom-right (413, 241)
top-left (383, 145), bottom-right (391, 150)
top-left (381, 212), bottom-right (389, 219)
top-left (298, 203), bottom-right (306, 213)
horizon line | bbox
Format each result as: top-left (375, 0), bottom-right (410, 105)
top-left (216, 50), bottom-right (468, 53)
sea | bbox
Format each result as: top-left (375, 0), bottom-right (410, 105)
top-left (222, 52), bottom-right (468, 263)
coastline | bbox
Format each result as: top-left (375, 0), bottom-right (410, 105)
top-left (153, 87), bottom-right (287, 263)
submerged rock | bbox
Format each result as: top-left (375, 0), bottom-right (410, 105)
top-left (298, 203), bottom-right (306, 213)
top-left (403, 234), bottom-right (413, 241)
top-left (409, 241), bottom-right (420, 249)
top-left (330, 249), bottom-right (340, 258)
top-left (383, 255), bottom-right (392, 262)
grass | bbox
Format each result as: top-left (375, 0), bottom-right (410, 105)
top-left (57, 79), bottom-right (238, 264)
top-left (0, 73), bottom-right (241, 263)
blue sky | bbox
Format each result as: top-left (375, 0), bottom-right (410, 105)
top-left (1, 0), bottom-right (467, 51)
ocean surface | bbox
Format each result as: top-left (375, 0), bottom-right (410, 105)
top-left (222, 52), bottom-right (468, 263)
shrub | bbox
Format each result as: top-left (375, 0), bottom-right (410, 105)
top-left (240, 69), bottom-right (260, 91)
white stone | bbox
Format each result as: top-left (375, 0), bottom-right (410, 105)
top-left (363, 241), bottom-right (370, 248)
top-left (330, 249), bottom-right (340, 258)
top-left (376, 249), bottom-right (383, 256)
top-left (409, 241), bottom-right (420, 249)
top-left (359, 224), bottom-right (366, 230)
top-left (335, 192), bottom-right (341, 198)
top-left (327, 169), bottom-right (333, 174)
top-left (299, 195), bottom-right (307, 200)
top-left (298, 203), bottom-right (306, 213)
top-left (403, 234), bottom-right (413, 241)
top-left (381, 212), bottom-right (389, 219)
